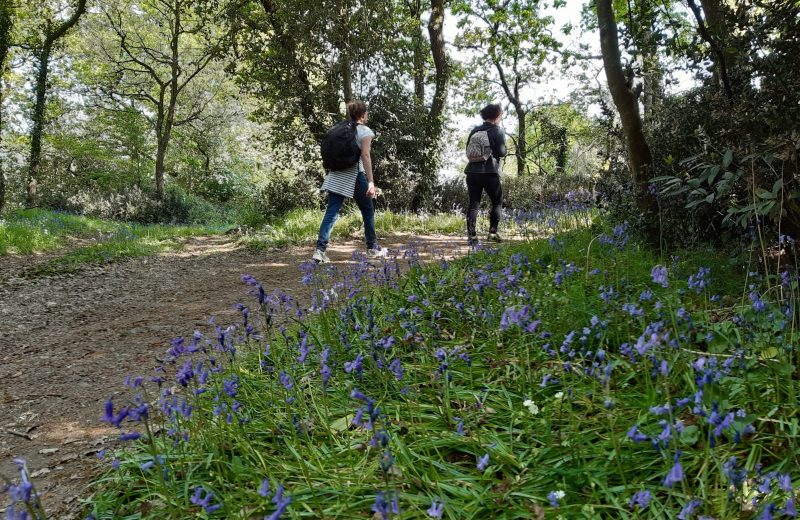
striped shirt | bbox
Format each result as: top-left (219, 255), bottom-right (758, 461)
top-left (320, 124), bottom-right (375, 198)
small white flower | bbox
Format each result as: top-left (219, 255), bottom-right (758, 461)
top-left (523, 399), bottom-right (539, 415)
top-left (554, 391), bottom-right (564, 400)
top-left (553, 490), bottom-right (566, 499)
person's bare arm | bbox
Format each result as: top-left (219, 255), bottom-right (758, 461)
top-left (361, 136), bottom-right (376, 198)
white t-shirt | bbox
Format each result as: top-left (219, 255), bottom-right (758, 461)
top-left (320, 124), bottom-right (375, 198)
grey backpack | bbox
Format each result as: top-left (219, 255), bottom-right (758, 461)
top-left (466, 129), bottom-right (492, 163)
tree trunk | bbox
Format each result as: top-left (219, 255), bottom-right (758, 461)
top-left (412, 0), bottom-right (451, 210)
top-left (26, 47), bottom-right (50, 208)
top-left (25, 0), bottom-right (86, 208)
top-left (597, 0), bottom-right (655, 215)
top-left (0, 0), bottom-right (11, 212)
top-left (155, 136), bottom-right (167, 201)
top-left (427, 0), bottom-right (449, 122)
top-left (515, 107), bottom-right (526, 177)
top-left (410, 0), bottom-right (424, 104)
top-left (342, 54), bottom-right (353, 103)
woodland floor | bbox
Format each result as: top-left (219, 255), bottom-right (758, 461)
top-left (0, 232), bottom-right (465, 518)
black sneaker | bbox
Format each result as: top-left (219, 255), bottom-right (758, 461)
top-left (487, 232), bottom-right (504, 243)
top-left (467, 235), bottom-right (478, 246)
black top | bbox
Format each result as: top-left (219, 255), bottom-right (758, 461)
top-left (464, 122), bottom-right (507, 175)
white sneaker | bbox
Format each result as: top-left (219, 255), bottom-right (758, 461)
top-left (312, 248), bottom-right (330, 264)
top-left (366, 247), bottom-right (387, 259)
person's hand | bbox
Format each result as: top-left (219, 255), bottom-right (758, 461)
top-left (367, 181), bottom-right (377, 198)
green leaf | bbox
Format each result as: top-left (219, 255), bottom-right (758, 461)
top-left (722, 149), bottom-right (733, 168)
top-left (680, 425), bottom-right (699, 445)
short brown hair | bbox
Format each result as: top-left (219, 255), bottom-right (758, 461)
top-left (348, 100), bottom-right (368, 121)
top-left (480, 103), bottom-right (502, 121)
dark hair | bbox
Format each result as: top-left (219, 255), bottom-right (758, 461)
top-left (480, 103), bottom-right (502, 121)
top-left (348, 100), bottom-right (368, 121)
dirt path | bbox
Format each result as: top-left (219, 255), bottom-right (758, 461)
top-left (0, 234), bottom-right (464, 518)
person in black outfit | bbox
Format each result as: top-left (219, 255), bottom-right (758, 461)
top-left (464, 103), bottom-right (507, 245)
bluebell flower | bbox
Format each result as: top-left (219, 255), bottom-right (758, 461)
top-left (454, 417), bottom-right (465, 435)
top-left (372, 491), bottom-right (392, 520)
top-left (761, 503), bottom-right (776, 520)
top-left (476, 453), bottom-right (490, 471)
top-left (278, 371), bottom-right (293, 391)
top-left (749, 289), bottom-right (766, 312)
top-left (723, 457), bottom-right (747, 489)
top-left (778, 473), bottom-right (793, 492)
top-left (664, 452), bottom-right (684, 487)
top-left (119, 431), bottom-right (141, 442)
top-left (190, 486), bottom-right (221, 513)
top-left (688, 267), bottom-right (711, 293)
top-left (785, 497), bottom-right (797, 518)
top-left (427, 499), bottom-right (444, 518)
top-left (629, 489), bottom-right (652, 509)
top-left (547, 490), bottom-right (565, 507)
top-left (651, 265), bottom-right (669, 288)
top-left (259, 478), bottom-right (271, 498)
top-left (677, 498), bottom-right (702, 519)
top-left (101, 399), bottom-right (129, 428)
top-left (389, 358), bottom-right (404, 380)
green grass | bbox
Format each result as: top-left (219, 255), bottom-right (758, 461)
top-left (1, 209), bottom-right (230, 275)
top-left (0, 208), bottom-right (118, 255)
top-left (72, 211), bottom-right (800, 519)
top-left (239, 208), bottom-right (465, 250)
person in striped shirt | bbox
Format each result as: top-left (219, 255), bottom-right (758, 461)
top-left (312, 100), bottom-right (385, 264)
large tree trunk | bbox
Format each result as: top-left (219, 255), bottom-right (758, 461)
top-left (341, 54), bottom-right (353, 103)
top-left (25, 0), bottom-right (86, 208)
top-left (26, 47), bottom-right (51, 208)
top-left (597, 0), bottom-right (655, 216)
top-left (0, 0), bottom-right (11, 212)
top-left (410, 0), bottom-right (424, 104)
top-left (427, 0), bottom-right (449, 122)
top-left (412, 0), bottom-right (450, 210)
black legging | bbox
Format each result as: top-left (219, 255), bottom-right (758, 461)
top-left (466, 172), bottom-right (502, 237)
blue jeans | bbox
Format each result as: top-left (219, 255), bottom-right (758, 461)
top-left (316, 171), bottom-right (377, 252)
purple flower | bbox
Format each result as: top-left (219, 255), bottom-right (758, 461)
top-left (547, 490), bottom-right (565, 507)
top-left (372, 491), bottom-right (393, 520)
top-left (455, 417), bottom-right (465, 435)
top-left (101, 399), bottom-right (129, 427)
top-left (190, 486), bottom-right (221, 513)
top-left (388, 358), bottom-right (404, 380)
top-left (119, 431), bottom-right (141, 442)
top-left (677, 498), bottom-right (702, 519)
top-left (629, 490), bottom-right (652, 509)
top-left (778, 473), bottom-right (793, 492)
top-left (627, 425), bottom-right (648, 443)
top-left (688, 267), bottom-right (711, 293)
top-left (651, 265), bottom-right (669, 288)
top-left (476, 453), bottom-right (490, 471)
top-left (749, 289), bottom-right (766, 312)
top-left (427, 499), bottom-right (444, 518)
top-left (258, 478), bottom-right (272, 498)
top-left (664, 452), bottom-right (684, 488)
top-left (279, 371), bottom-right (293, 391)
top-left (785, 497), bottom-right (797, 518)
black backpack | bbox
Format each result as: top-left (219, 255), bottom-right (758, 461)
top-left (321, 120), bottom-right (360, 171)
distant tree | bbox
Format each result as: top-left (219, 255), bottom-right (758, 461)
top-left (23, 0), bottom-right (87, 208)
top-left (454, 0), bottom-right (560, 177)
top-left (93, 0), bottom-right (219, 201)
